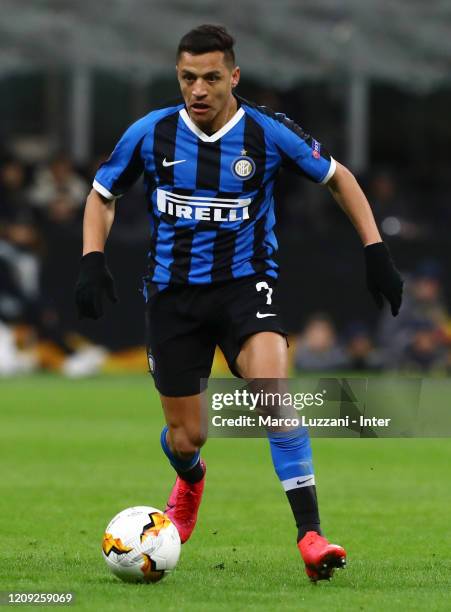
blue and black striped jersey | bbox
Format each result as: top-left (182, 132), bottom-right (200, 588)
top-left (93, 95), bottom-right (336, 291)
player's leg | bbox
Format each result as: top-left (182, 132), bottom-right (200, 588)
top-left (235, 331), bottom-right (346, 581)
top-left (160, 393), bottom-right (206, 479)
top-left (145, 286), bottom-right (213, 544)
top-left (234, 330), bottom-right (288, 378)
top-left (159, 393), bottom-right (207, 544)
top-left (218, 276), bottom-right (320, 540)
top-left (235, 332), bottom-right (323, 540)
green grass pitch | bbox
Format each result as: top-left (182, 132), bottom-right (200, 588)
top-left (1, 375), bottom-right (450, 611)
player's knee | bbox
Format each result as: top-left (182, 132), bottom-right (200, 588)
top-left (236, 332), bottom-right (288, 378)
top-left (169, 427), bottom-right (207, 458)
top-left (171, 439), bottom-right (201, 459)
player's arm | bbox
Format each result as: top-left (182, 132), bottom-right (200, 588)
top-left (327, 161), bottom-right (381, 246)
top-left (82, 189), bottom-right (116, 256)
top-left (327, 161), bottom-right (403, 316)
top-left (264, 112), bottom-right (403, 317)
top-left (266, 113), bottom-right (403, 316)
top-left (75, 116), bottom-right (147, 319)
top-left (75, 190), bottom-right (118, 320)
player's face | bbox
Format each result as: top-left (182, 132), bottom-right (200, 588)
top-left (177, 51), bottom-right (240, 132)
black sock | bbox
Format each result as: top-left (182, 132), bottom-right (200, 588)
top-left (286, 485), bottom-right (322, 542)
top-left (177, 458), bottom-right (204, 484)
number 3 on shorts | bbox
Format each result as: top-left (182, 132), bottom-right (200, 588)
top-left (256, 281), bottom-right (273, 305)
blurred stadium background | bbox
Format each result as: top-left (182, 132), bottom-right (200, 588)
top-left (1, 0), bottom-right (450, 377)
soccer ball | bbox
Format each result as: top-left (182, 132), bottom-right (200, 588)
top-left (102, 506), bottom-right (181, 583)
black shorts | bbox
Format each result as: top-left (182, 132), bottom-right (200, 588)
top-left (145, 273), bottom-right (287, 397)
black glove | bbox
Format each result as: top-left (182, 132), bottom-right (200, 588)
top-left (75, 251), bottom-right (118, 319)
top-left (364, 242), bottom-right (403, 316)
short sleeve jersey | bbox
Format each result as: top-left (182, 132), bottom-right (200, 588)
top-left (93, 95), bottom-right (336, 291)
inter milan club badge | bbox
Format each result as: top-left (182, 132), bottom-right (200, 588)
top-left (231, 149), bottom-right (256, 180)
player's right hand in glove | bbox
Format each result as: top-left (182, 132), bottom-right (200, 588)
top-left (364, 242), bottom-right (403, 316)
top-left (75, 251), bottom-right (118, 320)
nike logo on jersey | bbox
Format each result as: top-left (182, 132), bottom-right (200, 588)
top-left (256, 312), bottom-right (276, 318)
top-left (162, 158), bottom-right (186, 167)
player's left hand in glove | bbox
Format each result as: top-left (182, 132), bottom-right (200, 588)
top-left (75, 251), bottom-right (118, 319)
top-left (364, 242), bottom-right (403, 316)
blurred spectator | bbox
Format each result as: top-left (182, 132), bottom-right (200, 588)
top-left (0, 157), bottom-right (33, 223)
top-left (0, 217), bottom-right (108, 376)
top-left (46, 194), bottom-right (82, 224)
top-left (294, 314), bottom-right (348, 372)
top-left (398, 319), bottom-right (447, 373)
top-left (0, 220), bottom-right (42, 323)
top-left (0, 219), bottom-right (42, 375)
top-left (367, 170), bottom-right (425, 241)
top-left (378, 259), bottom-right (449, 368)
top-left (28, 153), bottom-right (88, 222)
top-left (0, 320), bottom-right (35, 376)
top-left (344, 321), bottom-right (383, 371)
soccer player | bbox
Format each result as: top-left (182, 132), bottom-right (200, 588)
top-left (75, 25), bottom-right (403, 582)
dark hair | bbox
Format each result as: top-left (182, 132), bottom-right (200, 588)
top-left (177, 24), bottom-right (235, 67)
